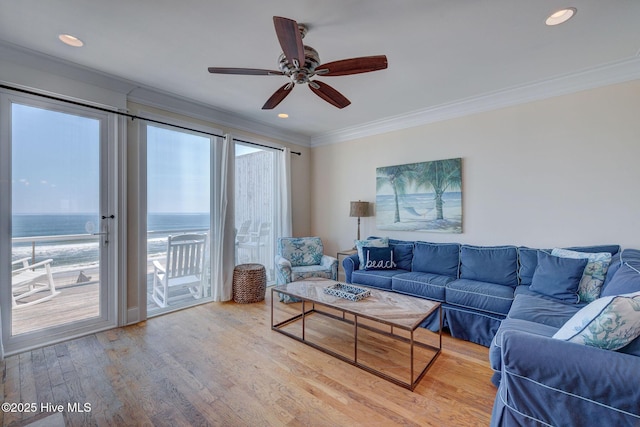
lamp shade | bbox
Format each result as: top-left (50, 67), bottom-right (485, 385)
top-left (349, 201), bottom-right (369, 217)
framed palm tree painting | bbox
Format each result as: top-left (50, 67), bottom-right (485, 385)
top-left (376, 158), bottom-right (462, 233)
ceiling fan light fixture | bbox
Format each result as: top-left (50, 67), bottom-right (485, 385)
top-left (545, 7), bottom-right (577, 26)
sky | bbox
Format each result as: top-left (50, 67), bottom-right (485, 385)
top-left (12, 103), bottom-right (100, 214)
top-left (11, 103), bottom-right (217, 215)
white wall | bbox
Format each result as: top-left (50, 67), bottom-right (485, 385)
top-left (311, 80), bottom-right (640, 256)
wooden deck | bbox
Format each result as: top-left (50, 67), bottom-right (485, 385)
top-left (12, 282), bottom-right (100, 336)
top-left (1, 291), bottom-right (496, 426)
top-left (11, 267), bottom-right (162, 336)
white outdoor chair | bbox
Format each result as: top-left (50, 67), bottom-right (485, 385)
top-left (152, 233), bottom-right (207, 308)
top-left (237, 222), bottom-right (271, 264)
top-left (11, 257), bottom-right (61, 309)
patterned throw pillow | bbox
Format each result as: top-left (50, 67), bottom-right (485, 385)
top-left (552, 292), bottom-right (640, 350)
top-left (551, 248), bottom-right (612, 303)
top-left (355, 237), bottom-right (389, 270)
top-left (280, 237), bottom-right (324, 267)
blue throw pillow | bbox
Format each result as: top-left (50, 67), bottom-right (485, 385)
top-left (355, 237), bottom-right (389, 269)
top-left (363, 247), bottom-right (397, 270)
top-left (530, 251), bottom-right (588, 303)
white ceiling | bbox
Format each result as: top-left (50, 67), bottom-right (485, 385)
top-left (1, 0), bottom-right (639, 146)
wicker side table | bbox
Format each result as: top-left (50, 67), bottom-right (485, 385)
top-left (233, 263), bottom-right (267, 303)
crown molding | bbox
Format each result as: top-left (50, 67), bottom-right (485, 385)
top-left (310, 56), bottom-right (640, 147)
top-left (127, 87), bottom-right (310, 147)
top-left (0, 41), bottom-right (311, 147)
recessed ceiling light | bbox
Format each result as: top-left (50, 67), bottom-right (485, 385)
top-left (277, 113), bottom-right (289, 119)
top-left (545, 7), bottom-right (577, 26)
top-left (58, 34), bottom-right (84, 47)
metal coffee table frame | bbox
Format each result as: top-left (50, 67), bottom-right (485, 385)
top-left (271, 285), bottom-right (442, 391)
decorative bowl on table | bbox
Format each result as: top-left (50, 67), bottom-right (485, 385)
top-left (323, 283), bottom-right (371, 301)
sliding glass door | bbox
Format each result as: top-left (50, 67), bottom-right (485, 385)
top-left (0, 92), bottom-right (117, 355)
top-left (144, 123), bottom-right (213, 315)
top-left (235, 143), bottom-right (277, 283)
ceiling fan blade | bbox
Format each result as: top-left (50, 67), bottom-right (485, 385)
top-left (309, 81), bottom-right (351, 109)
top-left (315, 55), bottom-right (388, 76)
top-left (262, 83), bottom-right (294, 110)
top-left (208, 67), bottom-right (284, 76)
top-left (273, 16), bottom-right (305, 67)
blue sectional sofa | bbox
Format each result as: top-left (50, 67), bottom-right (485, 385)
top-left (343, 237), bottom-right (640, 425)
top-left (489, 248), bottom-right (640, 426)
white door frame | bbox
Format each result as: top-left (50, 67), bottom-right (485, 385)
top-left (0, 90), bottom-right (120, 356)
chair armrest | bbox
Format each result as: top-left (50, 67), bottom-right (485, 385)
top-left (321, 255), bottom-right (338, 280)
top-left (12, 258), bottom-right (53, 274)
top-left (496, 330), bottom-right (640, 426)
top-left (152, 260), bottom-right (166, 274)
top-left (320, 255), bottom-right (337, 268)
top-left (275, 255), bottom-right (292, 269)
top-left (342, 254), bottom-right (359, 284)
top-left (274, 255), bottom-right (292, 284)
top-left (12, 257), bottom-right (31, 268)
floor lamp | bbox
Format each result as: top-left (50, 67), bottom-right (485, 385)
top-left (350, 201), bottom-right (370, 244)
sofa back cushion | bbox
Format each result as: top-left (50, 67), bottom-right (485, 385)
top-left (412, 242), bottom-right (460, 277)
top-left (390, 243), bottom-right (413, 271)
top-left (601, 249), bottom-right (640, 297)
top-left (277, 237), bottom-right (324, 267)
top-left (518, 247), bottom-right (548, 285)
top-left (460, 245), bottom-right (518, 286)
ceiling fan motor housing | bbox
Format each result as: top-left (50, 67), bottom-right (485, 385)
top-left (278, 45), bottom-right (320, 84)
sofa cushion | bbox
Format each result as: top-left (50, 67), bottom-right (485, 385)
top-left (355, 237), bottom-right (389, 269)
top-left (602, 249), bottom-right (640, 296)
top-left (553, 292), bottom-right (640, 350)
top-left (529, 251), bottom-right (587, 304)
top-left (551, 248), bottom-right (612, 303)
top-left (392, 271), bottom-right (455, 301)
top-left (517, 247), bottom-right (546, 286)
top-left (412, 242), bottom-right (460, 277)
top-left (460, 245), bottom-right (518, 287)
top-left (619, 335), bottom-right (640, 357)
top-left (603, 252), bottom-right (623, 289)
top-left (351, 268), bottom-right (407, 290)
top-left (490, 317), bottom-right (559, 372)
top-left (508, 293), bottom-right (582, 328)
top-left (390, 242), bottom-right (413, 271)
top-left (446, 279), bottom-right (515, 316)
top-left (362, 247), bottom-right (396, 270)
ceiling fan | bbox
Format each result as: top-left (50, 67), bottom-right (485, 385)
top-left (208, 16), bottom-right (388, 110)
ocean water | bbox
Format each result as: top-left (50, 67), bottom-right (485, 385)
top-left (12, 213), bottom-right (209, 269)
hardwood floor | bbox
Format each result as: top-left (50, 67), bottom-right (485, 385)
top-left (1, 291), bottom-right (497, 426)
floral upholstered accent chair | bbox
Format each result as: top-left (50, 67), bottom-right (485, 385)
top-left (275, 237), bottom-right (338, 302)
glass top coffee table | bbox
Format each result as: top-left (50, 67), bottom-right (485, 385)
top-left (271, 278), bottom-right (442, 391)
